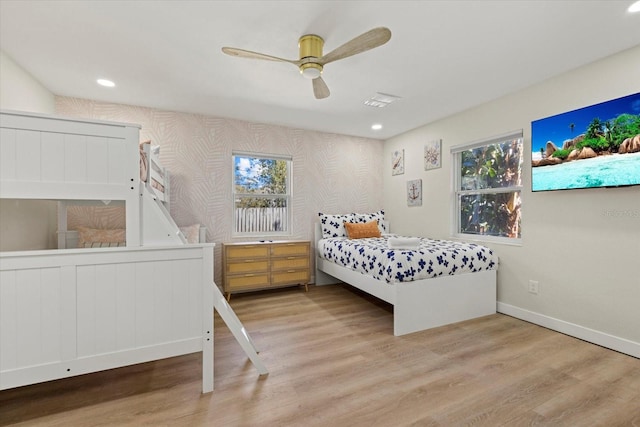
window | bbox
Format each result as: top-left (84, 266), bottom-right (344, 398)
top-left (451, 130), bottom-right (523, 242)
top-left (233, 152), bottom-right (292, 235)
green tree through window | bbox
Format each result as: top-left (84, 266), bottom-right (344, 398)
top-left (233, 153), bottom-right (292, 235)
top-left (452, 131), bottom-right (523, 241)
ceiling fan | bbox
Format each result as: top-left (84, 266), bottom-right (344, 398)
top-left (221, 27), bottom-right (392, 99)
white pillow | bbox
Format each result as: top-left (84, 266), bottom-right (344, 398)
top-left (352, 210), bottom-right (388, 233)
top-left (179, 224), bottom-right (201, 243)
top-left (318, 213), bottom-right (355, 238)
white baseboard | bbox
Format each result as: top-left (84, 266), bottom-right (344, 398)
top-left (497, 302), bottom-right (639, 359)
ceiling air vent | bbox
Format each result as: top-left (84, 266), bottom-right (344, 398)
top-left (364, 92), bottom-right (401, 108)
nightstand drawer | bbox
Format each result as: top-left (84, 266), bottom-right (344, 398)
top-left (271, 270), bottom-right (309, 285)
top-left (226, 273), bottom-right (270, 290)
top-left (226, 245), bottom-right (269, 259)
top-left (271, 256), bottom-right (309, 271)
top-left (226, 259), bottom-right (269, 274)
top-left (271, 242), bottom-right (309, 257)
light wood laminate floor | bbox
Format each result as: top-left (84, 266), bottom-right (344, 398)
top-left (1, 284), bottom-right (639, 426)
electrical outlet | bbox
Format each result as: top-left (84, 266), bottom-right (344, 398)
top-left (528, 280), bottom-right (539, 295)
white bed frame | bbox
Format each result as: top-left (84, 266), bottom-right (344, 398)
top-left (0, 245), bottom-right (215, 391)
top-left (54, 134), bottom-right (190, 248)
top-left (314, 224), bottom-right (497, 336)
top-left (0, 110), bottom-right (266, 393)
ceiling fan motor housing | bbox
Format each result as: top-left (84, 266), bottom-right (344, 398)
top-left (299, 34), bottom-right (323, 79)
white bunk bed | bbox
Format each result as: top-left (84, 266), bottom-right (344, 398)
top-left (0, 244), bottom-right (215, 391)
top-left (0, 110), bottom-right (265, 393)
top-left (314, 222), bottom-right (497, 336)
top-left (55, 136), bottom-right (206, 249)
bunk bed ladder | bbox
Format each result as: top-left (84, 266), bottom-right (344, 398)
top-left (212, 282), bottom-right (268, 376)
top-left (140, 182), bottom-right (186, 245)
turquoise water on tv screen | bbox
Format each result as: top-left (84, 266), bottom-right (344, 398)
top-left (532, 152), bottom-right (640, 191)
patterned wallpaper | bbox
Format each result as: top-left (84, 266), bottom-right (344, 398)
top-left (55, 97), bottom-right (384, 283)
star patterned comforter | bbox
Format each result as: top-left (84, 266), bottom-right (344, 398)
top-left (318, 235), bottom-right (498, 284)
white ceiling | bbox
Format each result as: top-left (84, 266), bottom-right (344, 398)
top-left (1, 1), bottom-right (639, 140)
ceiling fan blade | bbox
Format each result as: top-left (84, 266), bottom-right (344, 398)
top-left (221, 47), bottom-right (300, 65)
top-left (312, 77), bottom-right (330, 99)
top-left (318, 27), bottom-right (391, 66)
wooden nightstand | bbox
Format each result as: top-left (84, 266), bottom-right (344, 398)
top-left (222, 240), bottom-right (310, 300)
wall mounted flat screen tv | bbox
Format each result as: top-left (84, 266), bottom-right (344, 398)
top-left (531, 92), bottom-right (640, 192)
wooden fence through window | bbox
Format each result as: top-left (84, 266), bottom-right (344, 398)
top-left (235, 207), bottom-right (287, 233)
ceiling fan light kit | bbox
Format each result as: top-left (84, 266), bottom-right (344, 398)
top-left (300, 63), bottom-right (322, 79)
top-left (222, 27), bottom-right (392, 99)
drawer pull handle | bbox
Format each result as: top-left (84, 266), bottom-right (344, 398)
top-left (287, 270), bottom-right (296, 273)
top-left (244, 274), bottom-right (255, 277)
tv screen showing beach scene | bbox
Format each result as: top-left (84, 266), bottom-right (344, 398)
top-left (531, 92), bottom-right (640, 192)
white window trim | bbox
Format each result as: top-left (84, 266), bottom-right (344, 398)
top-left (232, 151), bottom-right (293, 237)
top-left (450, 129), bottom-right (523, 245)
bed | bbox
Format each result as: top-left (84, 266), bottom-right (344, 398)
top-left (0, 110), bottom-right (219, 392)
top-left (55, 137), bottom-right (206, 249)
top-left (57, 222), bottom-right (207, 249)
top-left (314, 212), bottom-right (498, 336)
top-left (0, 244), bottom-right (215, 392)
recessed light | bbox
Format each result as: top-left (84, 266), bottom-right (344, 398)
top-left (371, 124), bottom-right (383, 131)
top-left (97, 78), bottom-right (115, 87)
top-left (629, 1), bottom-right (640, 12)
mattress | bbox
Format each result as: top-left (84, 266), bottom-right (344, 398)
top-left (317, 235), bottom-right (498, 284)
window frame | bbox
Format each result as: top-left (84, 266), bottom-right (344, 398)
top-left (450, 129), bottom-right (523, 245)
top-left (232, 151), bottom-right (292, 237)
